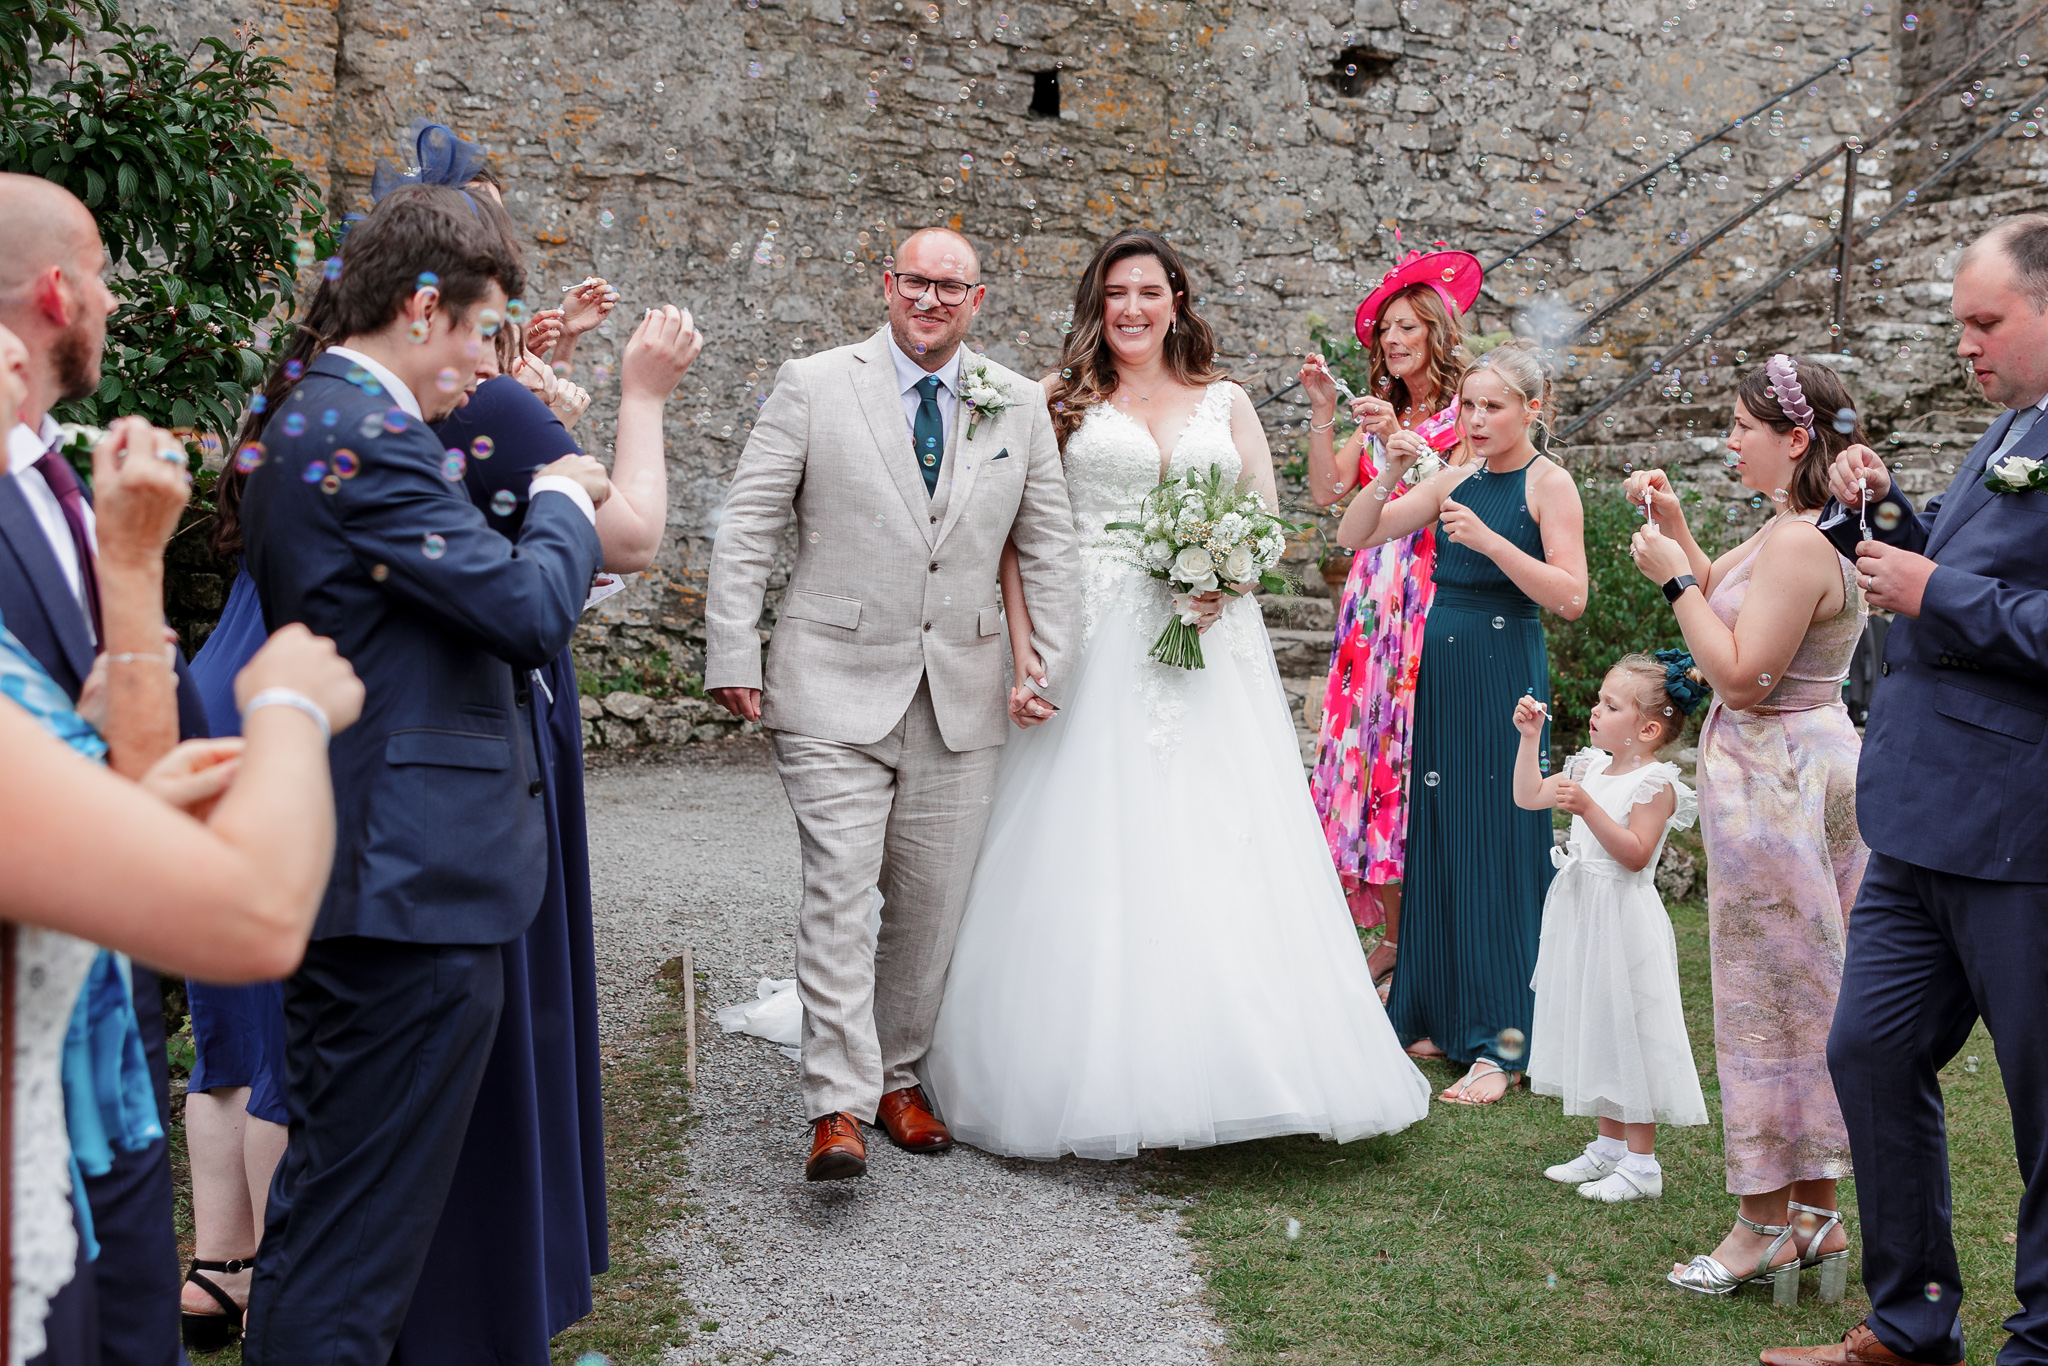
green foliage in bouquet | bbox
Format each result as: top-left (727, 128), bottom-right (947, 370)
top-left (0, 3), bottom-right (333, 448)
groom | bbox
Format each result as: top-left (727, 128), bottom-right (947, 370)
top-left (1763, 215), bottom-right (2048, 1366)
top-left (707, 226), bottom-right (1080, 1180)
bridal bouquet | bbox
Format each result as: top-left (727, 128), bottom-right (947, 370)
top-left (1106, 464), bottom-right (1299, 670)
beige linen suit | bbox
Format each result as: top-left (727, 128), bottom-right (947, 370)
top-left (705, 325), bottom-right (1081, 1122)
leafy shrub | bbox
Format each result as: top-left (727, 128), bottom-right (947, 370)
top-left (0, 4), bottom-right (332, 440)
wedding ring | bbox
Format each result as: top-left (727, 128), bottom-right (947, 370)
top-left (155, 445), bottom-right (186, 464)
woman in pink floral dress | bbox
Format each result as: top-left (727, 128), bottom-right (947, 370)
top-left (1299, 251), bottom-right (1481, 989)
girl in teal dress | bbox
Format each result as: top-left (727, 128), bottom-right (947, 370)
top-left (1334, 340), bottom-right (1589, 1106)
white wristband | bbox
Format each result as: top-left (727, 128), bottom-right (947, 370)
top-left (241, 688), bottom-right (332, 743)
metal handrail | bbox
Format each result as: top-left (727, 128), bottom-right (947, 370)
top-left (1557, 73), bottom-right (2048, 440)
top-left (1481, 42), bottom-right (1874, 273)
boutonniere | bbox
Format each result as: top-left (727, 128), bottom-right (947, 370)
top-left (1984, 452), bottom-right (2048, 495)
top-left (55, 423), bottom-right (105, 456)
top-left (960, 360), bottom-right (1014, 440)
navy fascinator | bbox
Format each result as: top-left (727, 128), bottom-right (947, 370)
top-left (369, 121), bottom-right (489, 205)
top-left (1653, 647), bottom-right (1710, 715)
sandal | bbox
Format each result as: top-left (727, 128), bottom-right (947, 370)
top-left (1666, 1213), bottom-right (1801, 1305)
top-left (180, 1257), bottom-right (249, 1353)
top-left (1368, 939), bottom-right (1398, 989)
top-left (1439, 1058), bottom-right (1519, 1105)
top-left (1789, 1200), bottom-right (1851, 1304)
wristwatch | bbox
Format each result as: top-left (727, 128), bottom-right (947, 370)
top-left (1662, 574), bottom-right (1700, 605)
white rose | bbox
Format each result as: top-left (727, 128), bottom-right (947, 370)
top-left (1998, 455), bottom-right (2041, 489)
top-left (1222, 544), bottom-right (1257, 582)
top-left (56, 422), bottom-right (105, 450)
top-left (1172, 544), bottom-right (1215, 585)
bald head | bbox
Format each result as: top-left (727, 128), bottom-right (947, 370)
top-left (0, 173), bottom-right (116, 422)
top-left (0, 174), bottom-right (100, 300)
top-left (896, 227), bottom-right (981, 281)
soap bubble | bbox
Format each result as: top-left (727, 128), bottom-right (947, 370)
top-left (1833, 406), bottom-right (1857, 433)
top-left (477, 309), bottom-right (503, 337)
top-left (282, 412), bottom-right (307, 436)
top-left (1902, 12), bottom-right (1919, 29)
top-left (1492, 616), bottom-right (1505, 629)
top-left (382, 409), bottom-right (410, 434)
top-left (1757, 672), bottom-right (1774, 686)
top-left (599, 209), bottom-right (616, 228)
top-left (333, 449), bottom-right (359, 478)
top-left (416, 271), bottom-right (440, 290)
top-left (320, 408), bottom-right (338, 427)
top-left (441, 451), bottom-right (467, 481)
top-left (321, 473), bottom-right (341, 494)
top-left (235, 442), bottom-right (266, 472)
top-left (1423, 771), bottom-right (1440, 787)
top-left (575, 1356), bottom-right (614, 1366)
top-left (322, 256), bottom-right (344, 282)
top-left (1496, 1027), bottom-right (1527, 1061)
top-left (506, 298), bottom-right (529, 325)
top-left (250, 393), bottom-right (268, 415)
top-left (422, 533), bottom-right (447, 560)
top-left (284, 360), bottom-right (304, 381)
top-left (1441, 267), bottom-right (1456, 282)
top-left (370, 562), bottom-right (389, 582)
top-left (1285, 1218), bottom-right (1301, 1241)
top-left (959, 153), bottom-right (974, 169)
top-left (301, 460), bottom-right (327, 484)
top-left (1924, 1281), bottom-right (1942, 1301)
top-left (491, 489), bottom-right (519, 516)
top-left (436, 367), bottom-right (461, 393)
top-left (358, 412), bottom-right (385, 441)
top-left (472, 435), bottom-right (496, 459)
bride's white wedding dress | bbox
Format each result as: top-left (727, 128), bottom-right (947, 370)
top-left (923, 382), bottom-right (1432, 1160)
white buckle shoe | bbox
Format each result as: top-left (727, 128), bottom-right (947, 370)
top-left (1579, 1165), bottom-right (1662, 1203)
top-left (1543, 1145), bottom-right (1619, 1185)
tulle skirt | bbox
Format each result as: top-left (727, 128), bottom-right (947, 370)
top-left (924, 573), bottom-right (1433, 1160)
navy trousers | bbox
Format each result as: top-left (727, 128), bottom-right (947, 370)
top-left (242, 938), bottom-right (504, 1366)
top-left (1828, 852), bottom-right (2048, 1365)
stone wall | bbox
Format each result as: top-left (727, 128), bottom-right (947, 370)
top-left (115, 0), bottom-right (2046, 726)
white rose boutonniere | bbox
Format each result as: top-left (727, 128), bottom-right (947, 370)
top-left (56, 423), bottom-right (106, 457)
top-left (1987, 453), bottom-right (2047, 494)
top-left (960, 361), bottom-right (1014, 440)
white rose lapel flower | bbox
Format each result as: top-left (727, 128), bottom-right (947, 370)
top-left (960, 360), bottom-right (1015, 440)
top-left (1987, 453), bottom-right (2047, 494)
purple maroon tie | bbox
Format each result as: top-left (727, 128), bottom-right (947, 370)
top-left (32, 448), bottom-right (102, 644)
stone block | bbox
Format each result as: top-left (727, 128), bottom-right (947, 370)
top-left (1655, 843), bottom-right (1699, 903)
top-left (1259, 594), bottom-right (1337, 632)
top-left (603, 691), bottom-right (656, 721)
top-left (1394, 86), bottom-right (1438, 115)
top-left (600, 718), bottom-right (641, 750)
top-left (1267, 628), bottom-right (1334, 676)
top-left (579, 694), bottom-right (604, 721)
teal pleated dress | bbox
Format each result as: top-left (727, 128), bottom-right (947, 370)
top-left (1386, 454), bottom-right (1557, 1070)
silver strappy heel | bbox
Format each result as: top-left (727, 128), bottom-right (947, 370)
top-left (1666, 1212), bottom-right (1801, 1305)
top-left (1789, 1200), bottom-right (1851, 1304)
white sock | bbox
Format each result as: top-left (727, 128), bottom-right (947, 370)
top-left (1620, 1150), bottom-right (1661, 1176)
top-left (1589, 1135), bottom-right (1626, 1162)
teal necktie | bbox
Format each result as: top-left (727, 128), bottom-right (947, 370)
top-left (914, 374), bottom-right (944, 496)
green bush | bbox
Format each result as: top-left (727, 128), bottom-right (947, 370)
top-left (1545, 475), bottom-right (1723, 746)
top-left (0, 4), bottom-right (332, 441)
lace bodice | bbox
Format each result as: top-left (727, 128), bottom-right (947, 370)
top-left (1060, 382), bottom-right (1274, 754)
top-left (1553, 749), bottom-right (1697, 887)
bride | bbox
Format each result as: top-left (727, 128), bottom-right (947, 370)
top-left (923, 229), bottom-right (1432, 1159)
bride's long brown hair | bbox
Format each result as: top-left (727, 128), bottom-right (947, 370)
top-left (1047, 229), bottom-right (1225, 450)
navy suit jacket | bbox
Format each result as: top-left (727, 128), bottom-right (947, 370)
top-left (240, 353), bottom-right (603, 944)
top-left (0, 461), bottom-right (206, 735)
top-left (1858, 405), bottom-right (2048, 881)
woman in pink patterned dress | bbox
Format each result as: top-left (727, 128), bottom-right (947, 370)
top-left (1299, 251), bottom-right (1481, 990)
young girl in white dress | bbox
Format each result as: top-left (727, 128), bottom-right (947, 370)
top-left (1512, 650), bottom-right (1710, 1203)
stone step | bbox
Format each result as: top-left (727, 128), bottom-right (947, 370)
top-left (1267, 628), bottom-right (1334, 678)
top-left (1259, 593), bottom-right (1335, 632)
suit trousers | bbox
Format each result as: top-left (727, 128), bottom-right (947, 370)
top-left (243, 938), bottom-right (504, 1366)
top-left (1828, 851), bottom-right (2048, 1365)
top-left (772, 677), bottom-right (1000, 1122)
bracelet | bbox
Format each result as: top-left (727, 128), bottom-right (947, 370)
top-left (102, 652), bottom-right (169, 666)
top-left (1661, 574), bottom-right (1700, 605)
top-left (1308, 416), bottom-right (1337, 433)
top-left (242, 687), bottom-right (332, 743)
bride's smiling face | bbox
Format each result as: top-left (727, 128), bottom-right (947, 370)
top-left (1101, 255), bottom-right (1176, 368)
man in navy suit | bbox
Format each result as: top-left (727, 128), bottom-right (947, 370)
top-left (232, 184), bottom-right (608, 1365)
top-left (0, 171), bottom-right (203, 1366)
top-left (1763, 216), bottom-right (2048, 1365)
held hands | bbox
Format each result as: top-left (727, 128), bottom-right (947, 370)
top-left (621, 305), bottom-right (705, 403)
top-left (90, 417), bottom-right (191, 571)
top-left (1620, 468), bottom-right (1685, 533)
top-left (1830, 443), bottom-right (1891, 507)
top-left (233, 624), bottom-right (365, 735)
top-left (1628, 522), bottom-right (1692, 584)
top-left (140, 738), bottom-right (245, 820)
top-left (709, 687), bottom-right (761, 723)
top-left (536, 453), bottom-right (612, 508)
top-left (1512, 695), bottom-right (1549, 738)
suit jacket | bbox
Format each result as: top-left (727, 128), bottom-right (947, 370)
top-left (0, 464), bottom-right (207, 737)
top-left (241, 352), bottom-right (603, 944)
top-left (704, 328), bottom-right (1081, 752)
top-left (1859, 405), bottom-right (2048, 881)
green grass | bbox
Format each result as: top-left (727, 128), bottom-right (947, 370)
top-left (1152, 842), bottom-right (2025, 1365)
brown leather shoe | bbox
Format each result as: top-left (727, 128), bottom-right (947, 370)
top-left (1760, 1322), bottom-right (1961, 1366)
top-left (875, 1086), bottom-right (954, 1153)
top-left (805, 1112), bottom-right (867, 1181)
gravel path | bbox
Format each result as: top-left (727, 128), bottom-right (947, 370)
top-left (585, 741), bottom-right (1226, 1366)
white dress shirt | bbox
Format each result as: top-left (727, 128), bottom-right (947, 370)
top-left (5, 415), bottom-right (97, 630)
top-left (887, 331), bottom-right (961, 451)
top-left (321, 346), bottom-right (595, 526)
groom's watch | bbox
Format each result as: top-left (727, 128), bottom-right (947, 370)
top-left (1662, 574), bottom-right (1700, 605)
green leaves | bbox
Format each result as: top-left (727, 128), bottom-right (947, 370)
top-left (0, 7), bottom-right (334, 440)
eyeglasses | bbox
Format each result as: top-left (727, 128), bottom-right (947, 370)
top-left (890, 273), bottom-right (978, 307)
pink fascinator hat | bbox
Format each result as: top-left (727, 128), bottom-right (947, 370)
top-left (1354, 248), bottom-right (1485, 346)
